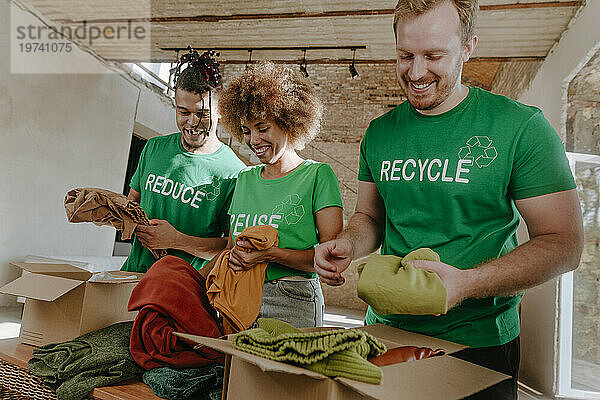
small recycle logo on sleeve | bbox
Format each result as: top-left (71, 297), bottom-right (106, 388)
top-left (458, 136), bottom-right (497, 168)
top-left (272, 194), bottom-right (305, 225)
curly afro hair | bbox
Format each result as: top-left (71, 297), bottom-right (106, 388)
top-left (218, 62), bottom-right (323, 150)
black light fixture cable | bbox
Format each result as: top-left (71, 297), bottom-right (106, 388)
top-left (349, 48), bottom-right (359, 79)
top-left (299, 48), bottom-right (309, 77)
top-left (246, 49), bottom-right (253, 69)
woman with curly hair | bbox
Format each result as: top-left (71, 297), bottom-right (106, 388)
top-left (216, 62), bottom-right (343, 327)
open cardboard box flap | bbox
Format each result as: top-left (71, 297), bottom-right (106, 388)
top-left (10, 262), bottom-right (93, 281)
top-left (0, 273), bottom-right (85, 301)
top-left (334, 356), bottom-right (510, 400)
top-left (176, 326), bottom-right (510, 400)
top-left (0, 262), bottom-right (145, 302)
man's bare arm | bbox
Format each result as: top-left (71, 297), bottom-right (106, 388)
top-left (127, 188), bottom-right (141, 203)
top-left (135, 220), bottom-right (228, 260)
top-left (409, 189), bottom-right (584, 309)
top-left (128, 189), bottom-right (227, 259)
top-left (314, 181), bottom-right (385, 285)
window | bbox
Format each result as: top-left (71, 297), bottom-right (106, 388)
top-left (557, 152), bottom-right (600, 399)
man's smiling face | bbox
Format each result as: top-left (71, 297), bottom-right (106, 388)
top-left (395, 1), bottom-right (472, 113)
top-left (175, 89), bottom-right (214, 151)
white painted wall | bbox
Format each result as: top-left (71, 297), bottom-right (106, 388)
top-left (0, 0), bottom-right (175, 306)
top-left (519, 1), bottom-right (600, 395)
top-left (136, 83), bottom-right (177, 136)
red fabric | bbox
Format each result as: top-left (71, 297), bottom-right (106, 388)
top-left (128, 255), bottom-right (224, 369)
top-left (368, 346), bottom-right (445, 367)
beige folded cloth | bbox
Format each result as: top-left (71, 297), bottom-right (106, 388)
top-left (65, 187), bottom-right (167, 259)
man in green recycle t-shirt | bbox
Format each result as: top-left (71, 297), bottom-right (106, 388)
top-left (121, 50), bottom-right (245, 273)
top-left (314, 1), bottom-right (583, 399)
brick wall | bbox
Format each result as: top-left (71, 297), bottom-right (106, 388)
top-left (221, 63), bottom-right (405, 222)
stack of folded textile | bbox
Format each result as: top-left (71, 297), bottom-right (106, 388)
top-left (234, 318), bottom-right (387, 384)
top-left (27, 321), bottom-right (143, 400)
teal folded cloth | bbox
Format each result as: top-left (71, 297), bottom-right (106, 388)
top-left (28, 322), bottom-right (144, 400)
top-left (142, 364), bottom-right (224, 400)
top-left (234, 318), bottom-right (386, 384)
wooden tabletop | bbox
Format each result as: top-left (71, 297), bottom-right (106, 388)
top-left (0, 338), bottom-right (161, 400)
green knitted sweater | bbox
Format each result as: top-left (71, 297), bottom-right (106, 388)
top-left (234, 318), bottom-right (386, 384)
top-left (28, 321), bottom-right (143, 400)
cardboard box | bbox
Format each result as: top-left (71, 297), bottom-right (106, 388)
top-left (176, 324), bottom-right (510, 400)
top-left (0, 262), bottom-right (143, 346)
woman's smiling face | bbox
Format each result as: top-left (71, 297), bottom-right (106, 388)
top-left (241, 120), bottom-right (292, 164)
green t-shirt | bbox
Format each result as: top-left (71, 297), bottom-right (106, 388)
top-left (358, 87), bottom-right (575, 347)
top-left (228, 160), bottom-right (343, 281)
top-left (121, 133), bottom-right (246, 273)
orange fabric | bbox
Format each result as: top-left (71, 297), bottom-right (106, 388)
top-left (64, 187), bottom-right (167, 259)
top-left (368, 346), bottom-right (445, 367)
top-left (206, 225), bottom-right (279, 334)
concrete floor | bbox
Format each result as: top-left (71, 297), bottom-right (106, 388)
top-left (0, 306), bottom-right (22, 340)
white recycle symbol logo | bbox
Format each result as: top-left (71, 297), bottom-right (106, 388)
top-left (458, 136), bottom-right (497, 168)
top-left (272, 194), bottom-right (305, 225)
top-left (203, 177), bottom-right (222, 201)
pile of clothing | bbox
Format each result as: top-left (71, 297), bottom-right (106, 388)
top-left (142, 364), bottom-right (224, 400)
top-left (128, 255), bottom-right (223, 370)
top-left (27, 320), bottom-right (224, 400)
top-left (234, 318), bottom-right (387, 384)
top-left (233, 318), bottom-right (446, 385)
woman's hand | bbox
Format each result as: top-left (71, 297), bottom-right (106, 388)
top-left (228, 239), bottom-right (274, 271)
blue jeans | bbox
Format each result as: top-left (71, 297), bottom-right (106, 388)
top-left (257, 278), bottom-right (324, 328)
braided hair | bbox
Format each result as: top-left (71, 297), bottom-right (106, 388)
top-left (171, 47), bottom-right (222, 95)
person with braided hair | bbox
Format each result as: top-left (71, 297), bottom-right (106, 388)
top-left (121, 49), bottom-right (246, 273)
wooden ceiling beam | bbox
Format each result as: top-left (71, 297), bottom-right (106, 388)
top-left (55, 1), bottom-right (581, 24)
top-left (112, 56), bottom-right (545, 64)
top-left (56, 10), bottom-right (394, 24)
top-left (480, 1), bottom-right (580, 11)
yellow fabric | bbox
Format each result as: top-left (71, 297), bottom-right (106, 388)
top-left (206, 225), bottom-right (279, 334)
top-left (357, 248), bottom-right (448, 315)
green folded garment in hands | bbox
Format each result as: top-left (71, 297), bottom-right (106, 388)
top-left (234, 318), bottom-right (387, 384)
top-left (357, 248), bottom-right (448, 316)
